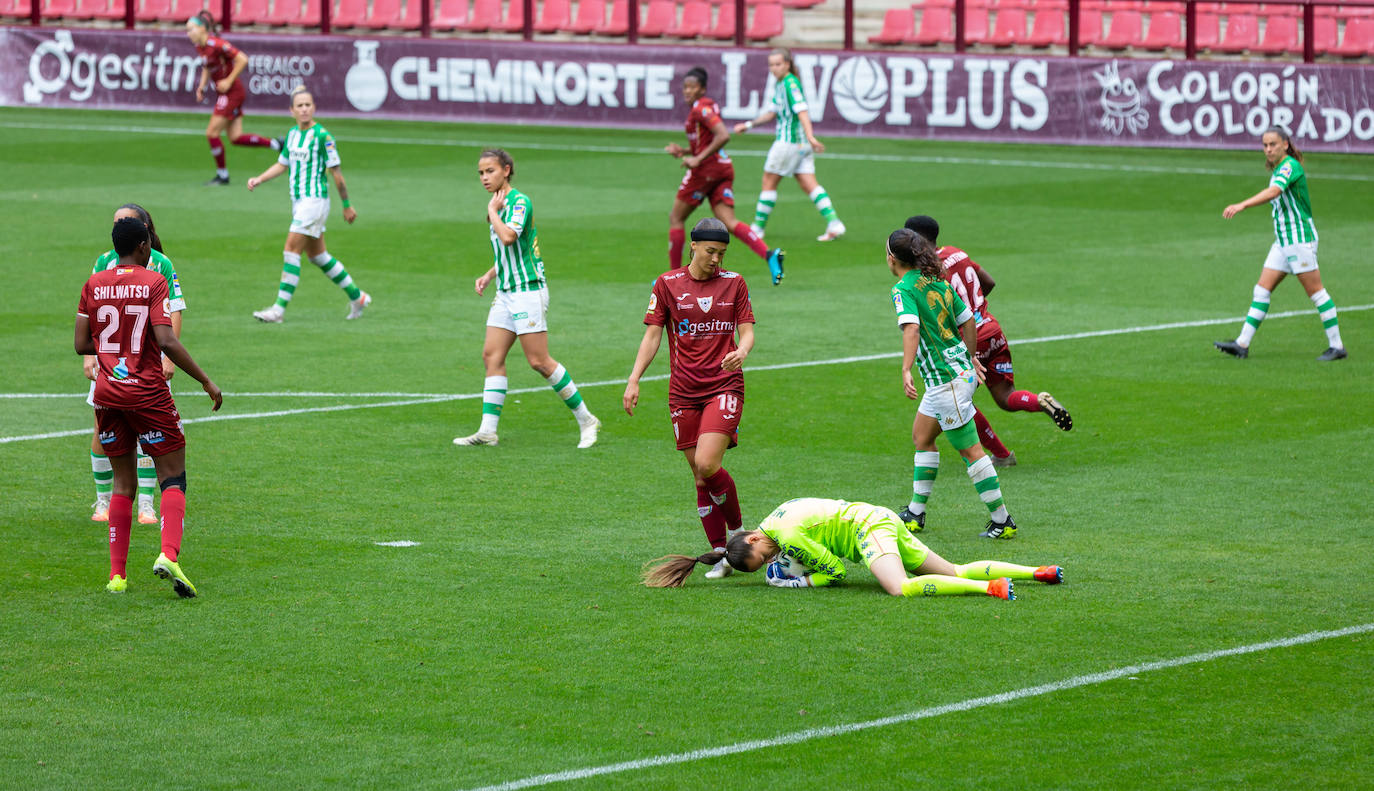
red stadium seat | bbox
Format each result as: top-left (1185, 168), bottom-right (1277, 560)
top-left (638, 0), bottom-right (676, 35)
top-left (1258, 2), bottom-right (1300, 16)
top-left (459, 0), bottom-right (500, 28)
top-left (988, 8), bottom-right (1028, 44)
top-left (236, 0), bottom-right (271, 23)
top-left (82, 0), bottom-right (127, 19)
top-left (669, 0), bottom-right (711, 36)
top-left (870, 7), bottom-right (914, 43)
top-left (1101, 9), bottom-right (1144, 46)
top-left (1076, 9), bottom-right (1104, 44)
top-left (595, 0), bottom-right (626, 31)
top-left (911, 6), bottom-right (950, 43)
top-left (1215, 12), bottom-right (1259, 50)
top-left (134, 0), bottom-right (169, 21)
top-left (433, 0), bottom-right (469, 28)
top-left (1254, 12), bottom-right (1298, 52)
top-left (1336, 2), bottom-right (1374, 17)
top-left (1140, 9), bottom-right (1183, 47)
top-left (536, 0), bottom-right (571, 30)
top-left (164, 0), bottom-right (202, 20)
top-left (493, 0), bottom-right (524, 30)
top-left (706, 0), bottom-right (735, 37)
top-left (566, 0), bottom-right (603, 31)
top-left (64, 0), bottom-right (101, 17)
top-left (361, 0), bottom-right (400, 26)
top-left (921, 0), bottom-right (955, 8)
top-left (1333, 15), bottom-right (1374, 54)
top-left (1313, 11), bottom-right (1338, 52)
top-left (1026, 5), bottom-right (1066, 45)
top-left (1194, 12), bottom-right (1220, 48)
top-left (746, 1), bottom-right (782, 39)
top-left (965, 7), bottom-right (990, 38)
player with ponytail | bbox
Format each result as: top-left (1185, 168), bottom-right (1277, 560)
top-left (186, 11), bottom-right (280, 186)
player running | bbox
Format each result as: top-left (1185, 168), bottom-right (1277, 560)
top-left (453, 148), bottom-right (600, 448)
top-left (1215, 126), bottom-right (1346, 361)
top-left (186, 11), bottom-right (279, 186)
top-left (75, 217), bottom-right (222, 597)
top-left (625, 218), bottom-right (755, 580)
top-left (643, 497), bottom-right (1063, 598)
top-left (248, 86), bottom-right (371, 324)
top-left (905, 215), bottom-right (1072, 467)
top-left (887, 228), bottom-right (1018, 540)
top-left (86, 204), bottom-right (185, 526)
top-left (666, 66), bottom-right (784, 285)
top-left (733, 47), bottom-right (846, 243)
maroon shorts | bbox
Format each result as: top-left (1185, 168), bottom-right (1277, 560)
top-left (976, 320), bottom-right (1015, 388)
top-left (676, 163), bottom-right (735, 209)
top-left (670, 391), bottom-right (743, 451)
top-left (212, 80), bottom-right (246, 119)
top-left (94, 400), bottom-right (186, 457)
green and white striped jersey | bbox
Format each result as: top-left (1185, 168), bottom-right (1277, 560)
top-left (491, 189), bottom-right (545, 293)
top-left (93, 248), bottom-right (186, 313)
top-left (770, 73), bottom-right (808, 144)
top-left (277, 122), bottom-right (342, 200)
top-left (891, 269), bottom-right (973, 387)
top-left (1268, 155), bottom-right (1317, 245)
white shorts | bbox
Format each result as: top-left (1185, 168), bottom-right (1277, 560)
top-left (1262, 241), bottom-right (1318, 274)
top-left (289, 197), bottom-right (330, 238)
top-left (763, 141), bottom-right (816, 177)
top-left (917, 371), bottom-right (978, 430)
top-left (486, 288), bottom-right (549, 335)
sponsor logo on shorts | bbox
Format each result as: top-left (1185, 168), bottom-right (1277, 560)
top-left (670, 409), bottom-right (683, 418)
top-left (692, 191), bottom-right (705, 201)
top-left (943, 414), bottom-right (956, 426)
top-left (511, 311), bottom-right (529, 320)
top-left (697, 505), bottom-right (712, 517)
top-left (722, 187), bottom-right (733, 200)
top-left (138, 430), bottom-right (166, 445)
top-left (986, 336), bottom-right (1007, 353)
top-left (994, 362), bottom-right (1014, 375)
top-left (98, 431), bottom-right (117, 445)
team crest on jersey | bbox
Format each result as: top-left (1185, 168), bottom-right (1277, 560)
top-left (511, 202), bottom-right (527, 225)
top-left (1278, 162), bottom-right (1293, 179)
top-left (646, 292), bottom-right (657, 313)
top-left (696, 296), bottom-right (713, 312)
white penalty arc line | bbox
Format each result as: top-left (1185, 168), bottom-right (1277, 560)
top-left (460, 622), bottom-right (1374, 791)
top-left (3, 304), bottom-right (1369, 444)
top-left (4, 120), bottom-right (1373, 182)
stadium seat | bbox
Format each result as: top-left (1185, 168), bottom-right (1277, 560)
top-left (1337, 2), bottom-right (1374, 17)
top-left (669, 0), bottom-right (711, 36)
top-left (361, 0), bottom-right (400, 27)
top-left (493, 0), bottom-right (524, 30)
top-left (965, 7), bottom-right (990, 39)
top-left (162, 0), bottom-right (200, 22)
top-left (594, 0), bottom-right (626, 32)
top-left (459, 0), bottom-right (501, 28)
top-left (911, 6), bottom-right (952, 43)
top-left (263, 0), bottom-right (300, 24)
top-left (80, 0), bottom-right (127, 20)
top-left (745, 0), bottom-right (782, 39)
top-left (638, 0), bottom-right (675, 35)
top-left (536, 0), bottom-right (570, 30)
top-left (1215, 12), bottom-right (1259, 50)
top-left (1194, 12), bottom-right (1221, 48)
top-left (133, 0), bottom-right (169, 21)
top-left (870, 8), bottom-right (914, 43)
top-left (1101, 9), bottom-right (1144, 46)
top-left (1313, 11), bottom-right (1338, 52)
top-left (921, 0), bottom-right (955, 8)
top-left (1140, 9), bottom-right (1183, 47)
top-left (1333, 15), bottom-right (1374, 54)
top-left (236, 0), bottom-right (271, 24)
top-left (1026, 5), bottom-right (1067, 45)
top-left (62, 0), bottom-right (99, 17)
top-left (566, 0), bottom-right (603, 31)
top-left (1254, 12), bottom-right (1298, 52)
top-left (706, 0), bottom-right (735, 37)
top-left (433, 0), bottom-right (469, 28)
top-left (1258, 2), bottom-right (1300, 16)
top-left (988, 8), bottom-right (1029, 44)
top-left (1075, 9), bottom-right (1104, 44)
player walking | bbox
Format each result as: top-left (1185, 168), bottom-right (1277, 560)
top-left (643, 498), bottom-right (1063, 597)
top-left (625, 218), bottom-right (755, 579)
top-left (248, 86), bottom-right (371, 323)
top-left (734, 48), bottom-right (846, 243)
top-left (666, 67), bottom-right (784, 285)
top-left (886, 229), bottom-right (1018, 539)
top-left (86, 204), bottom-right (185, 526)
top-left (1215, 126), bottom-right (1346, 361)
top-left (453, 148), bottom-right (600, 448)
top-left (75, 217), bottom-right (222, 596)
top-left (905, 215), bottom-right (1071, 467)
top-left (186, 11), bottom-right (279, 186)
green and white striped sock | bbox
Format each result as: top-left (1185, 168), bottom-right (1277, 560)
top-left (967, 456), bottom-right (1009, 523)
top-left (91, 450), bottom-right (112, 501)
top-left (1310, 288), bottom-right (1343, 348)
top-left (753, 190), bottom-right (777, 230)
top-left (546, 365), bottom-right (592, 423)
top-left (136, 448), bottom-right (157, 514)
top-left (908, 450), bottom-right (940, 515)
top-left (1237, 285), bottom-right (1270, 347)
top-left (311, 251), bottom-right (362, 301)
top-left (275, 251), bottom-right (302, 309)
top-left (479, 375), bottom-right (506, 435)
top-left (808, 185), bottom-right (839, 223)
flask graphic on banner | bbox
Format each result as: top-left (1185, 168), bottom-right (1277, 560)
top-left (346, 41), bottom-right (387, 112)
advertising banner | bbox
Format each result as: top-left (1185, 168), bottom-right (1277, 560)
top-left (3, 25), bottom-right (1373, 152)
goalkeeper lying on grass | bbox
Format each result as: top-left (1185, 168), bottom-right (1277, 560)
top-left (642, 498), bottom-right (1063, 600)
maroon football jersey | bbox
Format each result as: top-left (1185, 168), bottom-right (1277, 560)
top-left (939, 245), bottom-right (996, 329)
top-left (685, 97), bottom-right (731, 165)
top-left (646, 268), bottom-right (755, 406)
top-left (196, 35), bottom-right (242, 85)
top-left (78, 265), bottom-right (172, 410)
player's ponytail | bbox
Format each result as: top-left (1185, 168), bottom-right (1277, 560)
top-left (194, 9), bottom-right (218, 34)
top-left (887, 228), bottom-right (942, 279)
top-left (1266, 125), bottom-right (1301, 163)
top-left (480, 148), bottom-right (515, 182)
top-left (117, 203), bottom-right (163, 254)
top-left (641, 551), bottom-right (724, 587)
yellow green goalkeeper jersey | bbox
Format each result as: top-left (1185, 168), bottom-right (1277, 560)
top-left (93, 249), bottom-right (185, 313)
top-left (1268, 155), bottom-right (1317, 245)
top-left (758, 498), bottom-right (892, 587)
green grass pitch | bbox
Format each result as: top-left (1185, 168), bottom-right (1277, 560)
top-left (2, 106), bottom-right (1372, 790)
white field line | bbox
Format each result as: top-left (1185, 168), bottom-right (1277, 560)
top-left (460, 622), bottom-right (1374, 791)
top-left (4, 120), bottom-right (1374, 182)
top-left (2, 304), bottom-right (1369, 445)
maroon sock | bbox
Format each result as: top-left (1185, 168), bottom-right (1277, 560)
top-left (109, 494), bottom-right (133, 579)
top-left (973, 409), bottom-right (1011, 458)
top-left (159, 487), bottom-right (186, 562)
top-left (668, 227), bottom-right (686, 269)
top-left (696, 484), bottom-right (727, 548)
top-left (232, 134), bottom-right (272, 147)
top-left (208, 136), bottom-right (226, 169)
top-left (704, 468), bottom-right (741, 531)
top-left (1007, 390), bottom-right (1041, 411)
top-left (732, 221), bottom-right (770, 259)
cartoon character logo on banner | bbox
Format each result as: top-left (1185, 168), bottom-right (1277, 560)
top-left (345, 41), bottom-right (388, 112)
top-left (1094, 60), bottom-right (1148, 135)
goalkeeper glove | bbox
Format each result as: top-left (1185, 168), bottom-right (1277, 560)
top-left (765, 562), bottom-right (810, 588)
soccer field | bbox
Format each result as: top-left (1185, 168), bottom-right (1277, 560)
top-left (3, 105), bottom-right (1372, 790)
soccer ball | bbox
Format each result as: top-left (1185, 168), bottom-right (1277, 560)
top-left (775, 553), bottom-right (809, 579)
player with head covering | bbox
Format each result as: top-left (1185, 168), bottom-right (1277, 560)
top-left (185, 10), bottom-right (280, 185)
top-left (643, 497), bottom-right (1062, 597)
top-left (625, 218), bottom-right (756, 579)
top-left (666, 66), bottom-right (785, 285)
